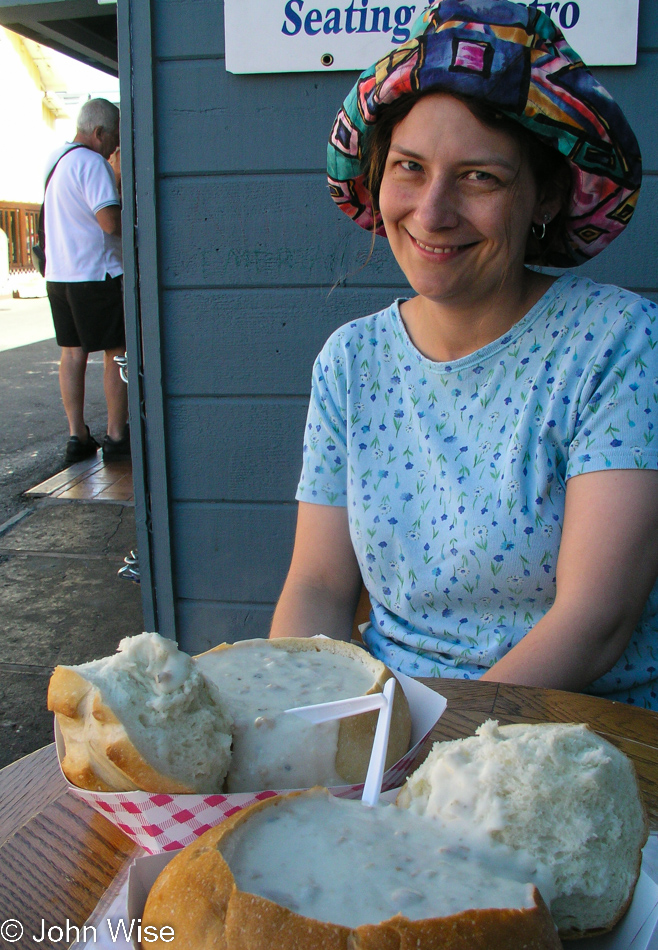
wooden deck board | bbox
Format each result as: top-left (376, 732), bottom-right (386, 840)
top-left (25, 457), bottom-right (134, 504)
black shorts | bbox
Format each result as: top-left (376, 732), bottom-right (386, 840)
top-left (47, 275), bottom-right (126, 352)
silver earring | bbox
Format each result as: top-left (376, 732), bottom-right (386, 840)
top-left (532, 216), bottom-right (550, 241)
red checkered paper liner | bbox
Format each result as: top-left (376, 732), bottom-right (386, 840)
top-left (55, 671), bottom-right (446, 854)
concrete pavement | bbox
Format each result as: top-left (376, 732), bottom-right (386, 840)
top-left (0, 296), bottom-right (107, 525)
top-left (0, 296), bottom-right (143, 770)
top-left (0, 293), bottom-right (55, 352)
top-left (0, 499), bottom-right (144, 770)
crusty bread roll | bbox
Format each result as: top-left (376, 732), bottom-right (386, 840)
top-left (142, 787), bottom-right (562, 950)
top-left (195, 637), bottom-right (412, 791)
top-left (396, 720), bottom-right (649, 938)
top-left (48, 632), bottom-right (233, 793)
top-left (49, 634), bottom-right (412, 794)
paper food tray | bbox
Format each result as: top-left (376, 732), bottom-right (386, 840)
top-left (125, 839), bottom-right (658, 950)
top-left (55, 670), bottom-right (446, 853)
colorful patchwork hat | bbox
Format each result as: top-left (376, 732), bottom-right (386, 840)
top-left (327, 0), bottom-right (642, 267)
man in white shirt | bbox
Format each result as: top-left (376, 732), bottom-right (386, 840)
top-left (44, 98), bottom-right (129, 463)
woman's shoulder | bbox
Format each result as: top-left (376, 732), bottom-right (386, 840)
top-left (550, 276), bottom-right (656, 379)
top-left (556, 274), bottom-right (657, 319)
top-left (317, 299), bottom-right (404, 358)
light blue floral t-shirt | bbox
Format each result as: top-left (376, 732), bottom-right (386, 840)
top-left (296, 275), bottom-right (658, 707)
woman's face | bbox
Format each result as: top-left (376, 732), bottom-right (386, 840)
top-left (378, 94), bottom-right (545, 311)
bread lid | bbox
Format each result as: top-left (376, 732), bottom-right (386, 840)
top-left (397, 720), bottom-right (650, 937)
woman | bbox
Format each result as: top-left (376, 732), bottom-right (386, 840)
top-left (270, 0), bottom-right (658, 707)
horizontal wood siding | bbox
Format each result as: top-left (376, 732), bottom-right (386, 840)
top-left (153, 0), bottom-right (373, 651)
top-left (157, 175), bottom-right (401, 286)
top-left (149, 0), bottom-right (658, 654)
top-left (155, 60), bottom-right (355, 174)
top-left (161, 286), bottom-right (410, 395)
top-left (638, 1), bottom-right (658, 47)
top-left (167, 398), bottom-right (308, 500)
top-left (170, 504), bottom-right (296, 601)
top-left (153, 0), bottom-right (224, 59)
top-left (157, 51), bottom-right (658, 176)
top-left (175, 601), bottom-right (275, 652)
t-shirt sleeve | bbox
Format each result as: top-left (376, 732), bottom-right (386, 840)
top-left (296, 338), bottom-right (349, 507)
top-left (567, 293), bottom-right (658, 478)
top-left (78, 155), bottom-right (120, 215)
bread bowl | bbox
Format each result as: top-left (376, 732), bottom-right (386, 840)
top-left (49, 634), bottom-right (412, 794)
top-left (48, 632), bottom-right (233, 793)
top-left (142, 787), bottom-right (562, 950)
top-left (396, 719), bottom-right (649, 938)
top-left (195, 636), bottom-right (412, 791)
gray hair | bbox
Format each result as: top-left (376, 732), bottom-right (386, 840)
top-left (76, 98), bottom-right (120, 135)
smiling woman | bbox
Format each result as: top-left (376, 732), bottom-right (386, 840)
top-left (363, 90), bottom-right (572, 273)
top-left (374, 93), bottom-right (561, 361)
top-left (269, 0), bottom-right (658, 710)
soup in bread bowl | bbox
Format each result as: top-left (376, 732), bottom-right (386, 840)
top-left (48, 633), bottom-right (412, 794)
top-left (142, 787), bottom-right (562, 950)
top-left (140, 721), bottom-right (648, 946)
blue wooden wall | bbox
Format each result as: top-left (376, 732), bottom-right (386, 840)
top-left (133, 0), bottom-right (658, 652)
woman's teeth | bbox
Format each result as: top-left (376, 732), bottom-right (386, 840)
top-left (415, 239), bottom-right (460, 254)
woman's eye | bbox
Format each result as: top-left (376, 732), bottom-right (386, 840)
top-left (465, 170), bottom-right (497, 183)
top-left (400, 160), bottom-right (423, 173)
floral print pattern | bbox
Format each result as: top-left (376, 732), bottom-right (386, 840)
top-left (297, 276), bottom-right (658, 707)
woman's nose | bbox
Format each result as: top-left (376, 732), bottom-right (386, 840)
top-left (414, 177), bottom-right (460, 233)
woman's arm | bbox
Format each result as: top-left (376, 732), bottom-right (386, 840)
top-left (269, 501), bottom-right (363, 641)
top-left (481, 469), bottom-right (658, 690)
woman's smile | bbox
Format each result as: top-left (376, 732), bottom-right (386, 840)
top-left (406, 232), bottom-right (479, 258)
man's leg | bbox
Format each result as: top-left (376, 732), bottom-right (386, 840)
top-left (104, 346), bottom-right (128, 442)
top-left (48, 282), bottom-right (92, 445)
top-left (62, 276), bottom-right (128, 458)
top-left (59, 346), bottom-right (89, 439)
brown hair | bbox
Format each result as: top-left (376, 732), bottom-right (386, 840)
top-left (362, 91), bottom-right (572, 267)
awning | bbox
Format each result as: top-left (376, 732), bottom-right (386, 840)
top-left (0, 0), bottom-right (117, 75)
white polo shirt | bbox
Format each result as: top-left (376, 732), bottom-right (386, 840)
top-left (44, 143), bottom-right (122, 282)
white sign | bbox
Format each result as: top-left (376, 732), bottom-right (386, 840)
top-left (224, 0), bottom-right (640, 73)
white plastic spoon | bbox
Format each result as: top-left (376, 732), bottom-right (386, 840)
top-left (285, 676), bottom-right (396, 807)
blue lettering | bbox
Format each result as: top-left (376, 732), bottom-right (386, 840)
top-left (559, 1), bottom-right (579, 29)
top-left (355, 0), bottom-right (369, 33)
top-left (281, 0), bottom-right (426, 44)
top-left (304, 8), bottom-right (322, 34)
top-left (282, 0), bottom-right (303, 35)
top-left (527, 1), bottom-right (559, 16)
top-left (345, 1), bottom-right (358, 33)
top-left (324, 8), bottom-right (342, 33)
top-left (392, 5), bottom-right (415, 43)
top-left (369, 7), bottom-right (392, 32)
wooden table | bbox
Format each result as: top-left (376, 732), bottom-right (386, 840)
top-left (1, 680), bottom-right (658, 949)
